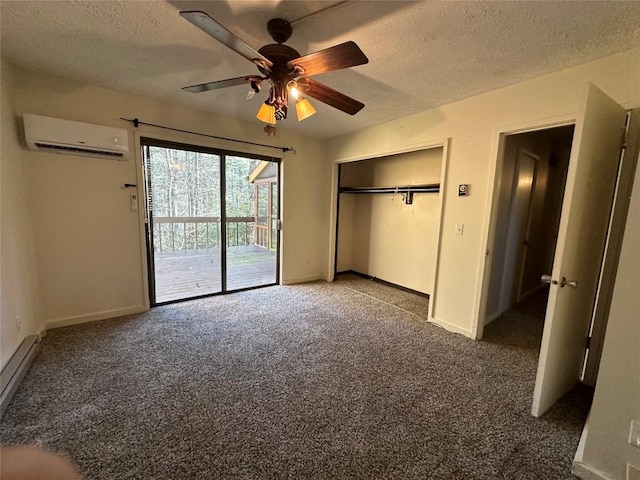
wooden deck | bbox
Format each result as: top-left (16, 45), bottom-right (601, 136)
top-left (153, 245), bottom-right (277, 303)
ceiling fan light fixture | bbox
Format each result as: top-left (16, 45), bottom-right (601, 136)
top-left (296, 97), bottom-right (317, 121)
top-left (286, 80), bottom-right (299, 100)
top-left (256, 103), bottom-right (276, 124)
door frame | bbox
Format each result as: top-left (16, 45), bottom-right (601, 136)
top-left (582, 110), bottom-right (638, 386)
top-left (473, 115), bottom-right (576, 340)
top-left (136, 132), bottom-right (283, 308)
top-left (327, 137), bottom-right (450, 322)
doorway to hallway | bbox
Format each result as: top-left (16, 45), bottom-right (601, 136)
top-left (485, 125), bottom-right (574, 323)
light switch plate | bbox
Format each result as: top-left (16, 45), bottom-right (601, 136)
top-left (455, 224), bottom-right (464, 236)
top-left (130, 193), bottom-right (138, 212)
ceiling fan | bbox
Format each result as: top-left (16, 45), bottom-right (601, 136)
top-left (180, 11), bottom-right (369, 127)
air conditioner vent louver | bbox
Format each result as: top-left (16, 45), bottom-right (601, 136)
top-left (24, 114), bottom-right (130, 160)
top-left (34, 143), bottom-right (126, 158)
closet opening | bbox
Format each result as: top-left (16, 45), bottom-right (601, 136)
top-left (333, 147), bottom-right (444, 318)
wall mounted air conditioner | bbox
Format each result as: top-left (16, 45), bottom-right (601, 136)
top-left (23, 114), bottom-right (130, 160)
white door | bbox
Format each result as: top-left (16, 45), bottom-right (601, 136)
top-left (531, 84), bottom-right (627, 417)
top-left (514, 149), bottom-right (539, 302)
top-left (499, 149), bottom-right (537, 310)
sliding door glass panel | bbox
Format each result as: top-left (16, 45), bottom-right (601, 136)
top-left (225, 156), bottom-right (278, 291)
top-left (146, 145), bottom-right (221, 303)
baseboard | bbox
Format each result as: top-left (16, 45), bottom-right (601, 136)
top-left (281, 274), bottom-right (324, 285)
top-left (1, 335), bottom-right (40, 417)
top-left (484, 310), bottom-right (501, 326)
top-left (337, 270), bottom-right (430, 298)
top-left (429, 316), bottom-right (473, 338)
top-left (518, 284), bottom-right (548, 303)
top-left (572, 462), bottom-right (614, 480)
top-left (571, 412), bottom-right (614, 480)
top-left (47, 305), bottom-right (147, 330)
top-left (574, 409), bottom-right (590, 465)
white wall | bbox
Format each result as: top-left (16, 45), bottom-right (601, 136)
top-left (328, 47), bottom-right (640, 337)
top-left (1, 63), bottom-right (329, 339)
top-left (575, 156), bottom-right (640, 480)
top-left (337, 148), bottom-right (442, 294)
top-left (336, 193), bottom-right (354, 273)
top-left (0, 60), bottom-right (44, 370)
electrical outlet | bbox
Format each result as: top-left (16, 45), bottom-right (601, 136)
top-left (15, 314), bottom-right (21, 331)
top-left (629, 420), bottom-right (640, 448)
top-left (628, 463), bottom-right (640, 480)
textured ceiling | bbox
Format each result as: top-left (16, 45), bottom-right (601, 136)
top-left (2, 0), bottom-right (640, 138)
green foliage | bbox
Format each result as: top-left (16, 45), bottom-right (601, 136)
top-left (146, 147), bottom-right (264, 252)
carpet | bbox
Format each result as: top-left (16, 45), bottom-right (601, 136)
top-left (334, 273), bottom-right (429, 319)
top-left (0, 281), bottom-right (589, 479)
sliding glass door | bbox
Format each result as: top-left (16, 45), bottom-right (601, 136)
top-left (225, 156), bottom-right (278, 291)
top-left (143, 139), bottom-right (279, 305)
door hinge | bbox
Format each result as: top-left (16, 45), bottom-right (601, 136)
top-left (276, 219), bottom-right (282, 230)
top-left (622, 110), bottom-right (632, 148)
top-left (585, 336), bottom-right (592, 349)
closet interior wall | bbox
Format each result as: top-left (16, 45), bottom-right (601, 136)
top-left (337, 148), bottom-right (443, 295)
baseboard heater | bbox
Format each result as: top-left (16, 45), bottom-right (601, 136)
top-left (0, 335), bottom-right (40, 417)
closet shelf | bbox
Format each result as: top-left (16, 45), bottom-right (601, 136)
top-left (339, 184), bottom-right (440, 204)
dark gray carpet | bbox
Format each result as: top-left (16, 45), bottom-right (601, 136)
top-left (335, 273), bottom-right (429, 319)
top-left (0, 281), bottom-right (590, 479)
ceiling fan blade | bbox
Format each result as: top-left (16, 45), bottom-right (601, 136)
top-left (180, 11), bottom-right (273, 70)
top-left (288, 41), bottom-right (368, 77)
top-left (298, 78), bottom-right (364, 115)
top-left (182, 76), bottom-right (253, 93)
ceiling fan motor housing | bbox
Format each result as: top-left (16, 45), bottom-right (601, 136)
top-left (267, 18), bottom-right (293, 44)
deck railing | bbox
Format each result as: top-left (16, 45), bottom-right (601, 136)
top-left (152, 216), bottom-right (256, 252)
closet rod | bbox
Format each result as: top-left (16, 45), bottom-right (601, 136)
top-left (339, 184), bottom-right (440, 194)
top-left (339, 184), bottom-right (440, 204)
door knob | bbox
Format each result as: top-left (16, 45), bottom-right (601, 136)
top-left (560, 277), bottom-right (578, 289)
top-left (541, 274), bottom-right (558, 285)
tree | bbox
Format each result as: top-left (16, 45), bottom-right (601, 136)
top-left (145, 146), bottom-right (263, 251)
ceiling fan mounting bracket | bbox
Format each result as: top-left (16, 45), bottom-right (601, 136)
top-left (267, 18), bottom-right (293, 44)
